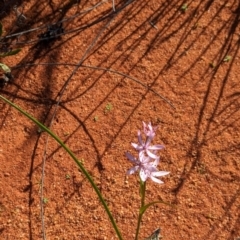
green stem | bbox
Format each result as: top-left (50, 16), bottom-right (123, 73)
top-left (135, 180), bottom-right (146, 240)
top-left (0, 95), bottom-right (123, 240)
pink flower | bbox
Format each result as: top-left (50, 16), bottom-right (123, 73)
top-left (131, 122), bottom-right (164, 159)
top-left (126, 152), bottom-right (169, 184)
top-left (125, 121), bottom-right (169, 184)
top-left (143, 122), bottom-right (158, 139)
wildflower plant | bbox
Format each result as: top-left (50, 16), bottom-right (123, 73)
top-left (0, 90), bottom-right (170, 240)
top-left (126, 122), bottom-right (169, 240)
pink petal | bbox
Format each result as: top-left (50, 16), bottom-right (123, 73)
top-left (139, 169), bottom-right (148, 182)
top-left (131, 142), bottom-right (139, 149)
top-left (137, 130), bottom-right (143, 146)
top-left (125, 152), bottom-right (138, 164)
top-left (145, 136), bottom-right (153, 146)
top-left (152, 171), bottom-right (170, 177)
top-left (148, 145), bottom-right (164, 150)
top-left (127, 166), bottom-right (139, 175)
top-left (148, 122), bottom-right (153, 132)
top-left (152, 158), bottom-right (160, 167)
top-left (146, 150), bottom-right (159, 159)
top-left (150, 176), bottom-right (164, 184)
top-left (139, 152), bottom-right (153, 164)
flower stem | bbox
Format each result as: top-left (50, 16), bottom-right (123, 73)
top-left (135, 180), bottom-right (146, 240)
top-left (0, 95), bottom-right (123, 240)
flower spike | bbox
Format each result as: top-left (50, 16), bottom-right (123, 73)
top-left (126, 122), bottom-right (169, 184)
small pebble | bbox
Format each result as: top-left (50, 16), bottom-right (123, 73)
top-left (4, 172), bottom-right (10, 177)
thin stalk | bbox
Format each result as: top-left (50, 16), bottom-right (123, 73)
top-left (135, 180), bottom-right (146, 240)
top-left (0, 94), bottom-right (123, 240)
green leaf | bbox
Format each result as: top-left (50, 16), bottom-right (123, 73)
top-left (223, 55), bottom-right (231, 62)
top-left (65, 174), bottom-right (71, 179)
top-left (0, 22), bottom-right (2, 37)
top-left (0, 63), bottom-right (11, 73)
top-left (140, 200), bottom-right (174, 215)
top-left (181, 3), bottom-right (188, 12)
top-left (105, 103), bottom-right (113, 112)
top-left (0, 48), bottom-right (21, 58)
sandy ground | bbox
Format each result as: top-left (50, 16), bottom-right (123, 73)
top-left (0, 0), bottom-right (239, 239)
